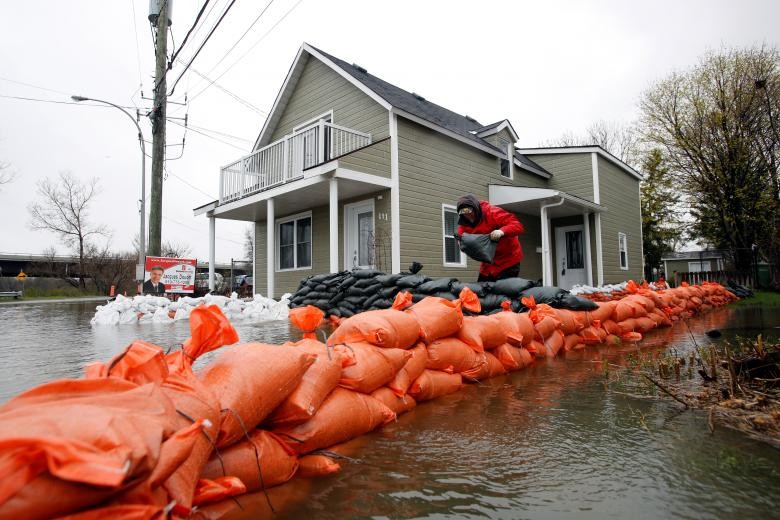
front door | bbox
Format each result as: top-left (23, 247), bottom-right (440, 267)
top-left (555, 225), bottom-right (587, 289)
top-left (344, 199), bottom-right (375, 270)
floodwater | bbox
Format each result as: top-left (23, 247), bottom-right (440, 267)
top-left (0, 301), bottom-right (779, 519)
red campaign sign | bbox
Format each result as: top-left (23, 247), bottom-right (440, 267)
top-left (144, 256), bottom-right (197, 294)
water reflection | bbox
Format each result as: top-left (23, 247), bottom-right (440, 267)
top-left (1, 301), bottom-right (779, 519)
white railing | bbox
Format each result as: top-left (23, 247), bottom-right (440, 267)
top-left (219, 122), bottom-right (371, 203)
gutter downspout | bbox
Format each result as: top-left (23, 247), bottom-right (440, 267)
top-left (540, 196), bottom-right (565, 287)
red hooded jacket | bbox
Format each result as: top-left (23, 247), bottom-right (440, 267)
top-left (457, 198), bottom-right (524, 277)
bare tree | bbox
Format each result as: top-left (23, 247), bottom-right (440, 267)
top-left (541, 119), bottom-right (641, 168)
top-left (0, 160), bottom-right (15, 190)
top-left (161, 240), bottom-right (192, 258)
top-left (244, 225), bottom-right (254, 261)
top-left (28, 172), bottom-right (109, 289)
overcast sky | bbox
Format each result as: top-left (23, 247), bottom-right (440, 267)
top-left (1, 0), bottom-right (777, 264)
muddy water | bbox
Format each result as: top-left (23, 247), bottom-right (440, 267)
top-left (0, 301), bottom-right (779, 519)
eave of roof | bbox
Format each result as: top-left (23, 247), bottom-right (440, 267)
top-left (517, 145), bottom-right (642, 180)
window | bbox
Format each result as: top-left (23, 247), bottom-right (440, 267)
top-left (618, 232), bottom-right (628, 270)
top-left (442, 205), bottom-right (466, 267)
top-left (688, 261), bottom-right (711, 273)
top-left (277, 212), bottom-right (312, 271)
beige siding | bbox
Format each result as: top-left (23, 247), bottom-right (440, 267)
top-left (598, 156), bottom-right (643, 283)
top-left (530, 154), bottom-right (594, 201)
top-left (270, 56), bottom-right (388, 143)
top-left (337, 139), bottom-right (391, 179)
top-left (253, 189), bottom-right (391, 296)
top-left (396, 118), bottom-right (542, 280)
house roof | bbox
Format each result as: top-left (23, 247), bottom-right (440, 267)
top-left (661, 250), bottom-right (726, 261)
top-left (517, 145), bottom-right (642, 180)
top-left (255, 44), bottom-right (550, 179)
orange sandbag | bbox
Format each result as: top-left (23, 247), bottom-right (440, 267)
top-left (391, 290), bottom-right (413, 310)
top-left (648, 309), bottom-right (672, 327)
top-left (602, 319), bottom-right (622, 336)
top-left (583, 300), bottom-right (616, 323)
top-left (387, 344), bottom-right (428, 397)
top-left (617, 318), bottom-right (637, 334)
top-left (288, 305), bottom-right (325, 339)
top-left (564, 334), bottom-right (583, 352)
top-left (533, 315), bottom-right (561, 341)
top-left (0, 380), bottom-right (183, 520)
top-left (491, 311), bottom-right (525, 346)
top-left (407, 297), bottom-right (464, 343)
top-left (537, 330), bottom-right (565, 357)
top-left (192, 477), bottom-right (247, 507)
top-left (634, 316), bottom-right (657, 333)
top-left (515, 313), bottom-right (535, 346)
top-left (554, 309), bottom-right (584, 335)
top-left (493, 343), bottom-right (533, 371)
top-left (484, 351), bottom-right (507, 377)
top-left (370, 387), bottom-right (417, 415)
top-left (266, 339), bottom-right (343, 428)
top-left (326, 309), bottom-right (420, 349)
top-left (408, 370), bottom-right (463, 402)
top-left (614, 301), bottom-right (637, 322)
top-left (525, 339), bottom-right (543, 356)
top-left (622, 331), bottom-right (643, 343)
top-left (425, 337), bottom-right (485, 374)
top-left (199, 343), bottom-right (316, 447)
top-left (457, 315), bottom-right (507, 352)
top-left (296, 454), bottom-right (341, 478)
top-left (580, 326), bottom-right (606, 344)
top-left (273, 388), bottom-right (394, 454)
top-left (458, 286), bottom-right (481, 313)
top-left (336, 342), bottom-right (411, 394)
top-left (201, 430), bottom-right (298, 492)
top-left (55, 504), bottom-right (169, 520)
top-left (460, 352), bottom-right (490, 380)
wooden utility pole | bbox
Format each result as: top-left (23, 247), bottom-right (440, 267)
top-left (149, 0), bottom-right (169, 256)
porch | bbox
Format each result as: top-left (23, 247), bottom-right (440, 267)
top-left (220, 120), bottom-right (372, 204)
top-left (489, 186), bottom-right (605, 289)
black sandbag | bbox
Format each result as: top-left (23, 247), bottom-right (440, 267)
top-left (432, 291), bottom-right (457, 301)
top-left (337, 307), bottom-right (355, 318)
top-left (321, 272), bottom-right (348, 287)
top-left (511, 300), bottom-right (524, 313)
top-left (339, 301), bottom-right (357, 313)
top-left (354, 277), bottom-right (381, 289)
top-left (308, 274), bottom-right (330, 284)
top-left (479, 294), bottom-right (511, 311)
top-left (363, 293), bottom-right (381, 309)
top-left (408, 261), bottom-right (424, 274)
top-left (301, 298), bottom-right (317, 306)
top-left (304, 291), bottom-right (328, 300)
top-left (451, 282), bottom-right (488, 298)
top-left (417, 277), bottom-right (457, 294)
top-left (396, 274), bottom-right (430, 289)
top-left (519, 286), bottom-right (568, 305)
top-left (491, 278), bottom-right (537, 296)
top-left (328, 292), bottom-right (345, 305)
top-left (313, 299), bottom-right (331, 309)
top-left (379, 286), bottom-right (399, 298)
top-left (313, 284), bottom-right (327, 292)
top-left (352, 269), bottom-right (383, 279)
top-left (346, 286), bottom-right (366, 297)
top-left (296, 286), bottom-right (312, 296)
top-left (553, 293), bottom-right (599, 311)
top-left (372, 298), bottom-right (393, 309)
top-left (328, 308), bottom-right (342, 318)
top-left (344, 295), bottom-right (366, 305)
top-left (290, 295), bottom-right (306, 305)
top-left (336, 276), bottom-right (357, 291)
top-left (411, 293), bottom-right (426, 303)
top-left (375, 273), bottom-right (404, 286)
top-left (459, 233), bottom-right (497, 263)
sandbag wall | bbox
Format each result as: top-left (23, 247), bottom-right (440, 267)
top-left (289, 268), bottom-right (599, 316)
top-left (0, 281), bottom-right (738, 518)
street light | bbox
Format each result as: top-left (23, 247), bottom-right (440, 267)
top-left (71, 95), bottom-right (146, 286)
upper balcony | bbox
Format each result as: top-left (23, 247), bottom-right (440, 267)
top-left (220, 121), bottom-right (372, 204)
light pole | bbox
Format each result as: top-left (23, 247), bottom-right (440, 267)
top-left (71, 95), bottom-right (147, 287)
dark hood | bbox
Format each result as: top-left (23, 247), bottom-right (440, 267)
top-left (456, 194), bottom-right (483, 226)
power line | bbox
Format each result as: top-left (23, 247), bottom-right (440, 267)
top-left (167, 171), bottom-right (217, 199)
top-left (0, 93), bottom-right (138, 110)
top-left (129, 0), bottom-right (144, 90)
top-left (188, 0), bottom-right (305, 103)
top-left (168, 0), bottom-right (237, 96)
top-left (175, 61), bottom-right (267, 115)
top-left (0, 76), bottom-right (72, 97)
top-left (163, 215), bottom-right (244, 245)
top-left (184, 122), bottom-right (254, 143)
top-left (169, 0), bottom-right (212, 66)
top-left (168, 118), bottom-right (247, 151)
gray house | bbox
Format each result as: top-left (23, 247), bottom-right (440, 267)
top-left (194, 43), bottom-right (643, 297)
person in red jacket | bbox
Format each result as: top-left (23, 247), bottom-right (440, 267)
top-left (456, 194), bottom-right (524, 282)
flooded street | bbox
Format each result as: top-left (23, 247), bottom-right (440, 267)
top-left (0, 301), bottom-right (779, 519)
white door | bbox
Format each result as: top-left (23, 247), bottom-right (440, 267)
top-left (555, 225), bottom-right (587, 289)
top-left (344, 199), bottom-right (375, 270)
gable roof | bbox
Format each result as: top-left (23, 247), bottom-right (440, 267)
top-left (255, 43), bottom-right (550, 179)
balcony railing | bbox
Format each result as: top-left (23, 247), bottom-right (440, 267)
top-left (219, 121), bottom-right (371, 204)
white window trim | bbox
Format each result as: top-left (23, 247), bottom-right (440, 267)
top-left (442, 204), bottom-right (467, 267)
top-left (292, 110), bottom-right (334, 133)
top-left (618, 232), bottom-right (629, 271)
top-left (276, 210), bottom-right (313, 272)
top-left (688, 260), bottom-right (712, 273)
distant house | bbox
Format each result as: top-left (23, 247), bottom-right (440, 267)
top-left (194, 43), bottom-right (644, 297)
top-left (662, 250), bottom-right (727, 277)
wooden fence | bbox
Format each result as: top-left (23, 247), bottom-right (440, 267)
top-left (673, 270), bottom-right (756, 288)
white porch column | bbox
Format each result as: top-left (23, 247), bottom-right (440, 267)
top-left (583, 212), bottom-right (593, 286)
top-left (266, 198), bottom-right (275, 299)
top-left (389, 112), bottom-right (401, 273)
top-left (329, 177), bottom-right (339, 273)
top-left (594, 212), bottom-right (604, 286)
top-left (540, 206), bottom-right (550, 286)
top-left (208, 215), bottom-right (216, 291)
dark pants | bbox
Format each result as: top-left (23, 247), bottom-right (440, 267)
top-left (478, 264), bottom-right (520, 283)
